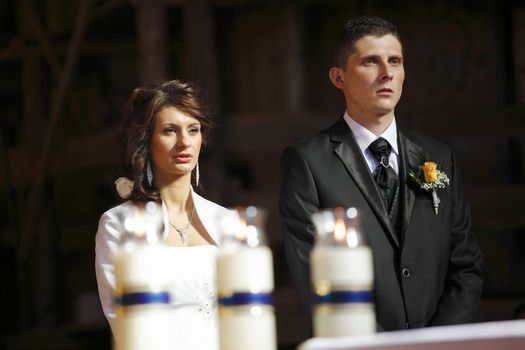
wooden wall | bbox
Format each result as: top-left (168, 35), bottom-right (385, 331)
top-left (0, 0), bottom-right (524, 348)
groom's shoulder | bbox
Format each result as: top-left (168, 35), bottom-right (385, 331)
top-left (401, 128), bottom-right (452, 155)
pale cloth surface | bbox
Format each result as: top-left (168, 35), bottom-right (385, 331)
top-left (298, 319), bottom-right (525, 350)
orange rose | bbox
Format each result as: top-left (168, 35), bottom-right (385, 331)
top-left (422, 162), bottom-right (438, 183)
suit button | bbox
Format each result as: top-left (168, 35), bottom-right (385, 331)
top-left (402, 268), bottom-right (411, 277)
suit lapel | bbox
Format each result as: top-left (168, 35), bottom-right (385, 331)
top-left (398, 130), bottom-right (423, 242)
top-left (330, 119), bottom-right (399, 247)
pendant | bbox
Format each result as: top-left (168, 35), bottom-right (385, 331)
top-left (177, 230), bottom-right (185, 243)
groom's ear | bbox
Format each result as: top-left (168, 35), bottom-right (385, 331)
top-left (328, 67), bottom-right (345, 89)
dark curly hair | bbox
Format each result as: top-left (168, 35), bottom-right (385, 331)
top-left (117, 80), bottom-right (213, 202)
top-left (334, 15), bottom-right (401, 68)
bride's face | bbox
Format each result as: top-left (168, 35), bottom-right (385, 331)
top-left (150, 106), bottom-right (202, 182)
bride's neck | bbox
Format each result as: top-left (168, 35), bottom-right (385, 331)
top-left (157, 175), bottom-right (192, 213)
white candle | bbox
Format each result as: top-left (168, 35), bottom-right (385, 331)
top-left (219, 305), bottom-right (276, 350)
top-left (113, 245), bottom-right (173, 350)
top-left (114, 245), bottom-right (171, 293)
top-left (217, 246), bottom-right (276, 350)
top-left (311, 245), bottom-right (376, 337)
top-left (311, 246), bottom-right (373, 291)
top-left (114, 305), bottom-right (174, 350)
top-left (217, 246), bottom-right (273, 294)
top-left (314, 303), bottom-right (376, 337)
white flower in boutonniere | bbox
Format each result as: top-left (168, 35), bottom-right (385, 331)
top-left (115, 177), bottom-right (134, 199)
top-left (409, 161), bottom-right (450, 215)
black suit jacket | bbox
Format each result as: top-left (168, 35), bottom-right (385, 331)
top-left (279, 117), bottom-right (483, 331)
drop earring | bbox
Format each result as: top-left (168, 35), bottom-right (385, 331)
top-left (146, 159), bottom-right (153, 187)
top-left (195, 162), bottom-right (200, 187)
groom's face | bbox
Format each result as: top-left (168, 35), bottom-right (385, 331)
top-left (333, 34), bottom-right (405, 121)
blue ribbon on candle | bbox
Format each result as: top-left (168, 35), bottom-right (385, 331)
top-left (115, 291), bottom-right (171, 306)
top-left (315, 290), bottom-right (373, 304)
top-left (219, 292), bottom-right (272, 306)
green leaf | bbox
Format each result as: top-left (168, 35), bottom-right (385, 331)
top-left (408, 172), bottom-right (425, 187)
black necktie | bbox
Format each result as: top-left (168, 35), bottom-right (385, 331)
top-left (368, 138), bottom-right (398, 214)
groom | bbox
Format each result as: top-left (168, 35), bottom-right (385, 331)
top-left (279, 15), bottom-right (483, 331)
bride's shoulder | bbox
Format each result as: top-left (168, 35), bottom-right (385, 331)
top-left (99, 200), bottom-right (136, 220)
top-left (192, 190), bottom-right (229, 214)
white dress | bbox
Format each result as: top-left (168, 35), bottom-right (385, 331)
top-left (95, 189), bottom-right (229, 350)
top-left (165, 245), bottom-right (219, 349)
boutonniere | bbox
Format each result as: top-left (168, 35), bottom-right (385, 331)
top-left (409, 156), bottom-right (450, 215)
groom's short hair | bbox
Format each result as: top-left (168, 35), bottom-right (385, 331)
top-left (334, 15), bottom-right (401, 68)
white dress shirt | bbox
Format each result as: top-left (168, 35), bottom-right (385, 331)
top-left (343, 111), bottom-right (399, 175)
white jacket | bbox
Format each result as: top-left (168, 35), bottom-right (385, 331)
top-left (94, 188), bottom-right (229, 332)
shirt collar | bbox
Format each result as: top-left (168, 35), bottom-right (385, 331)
top-left (343, 111), bottom-right (399, 155)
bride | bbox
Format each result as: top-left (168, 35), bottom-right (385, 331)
top-left (95, 80), bottom-right (229, 349)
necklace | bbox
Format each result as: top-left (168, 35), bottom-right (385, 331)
top-left (168, 204), bottom-right (195, 243)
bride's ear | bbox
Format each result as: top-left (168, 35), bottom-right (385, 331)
top-left (329, 67), bottom-right (345, 89)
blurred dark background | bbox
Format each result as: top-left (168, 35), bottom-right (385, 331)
top-left (1, 0), bottom-right (525, 349)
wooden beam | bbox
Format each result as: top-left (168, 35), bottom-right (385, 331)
top-left (91, 0), bottom-right (126, 18)
top-left (0, 37), bottom-right (23, 62)
top-left (19, 0), bottom-right (92, 261)
top-left (20, 0), bottom-right (89, 132)
top-left (20, 0), bottom-right (62, 79)
top-left (131, 0), bottom-right (183, 5)
top-left (134, 3), bottom-right (168, 83)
